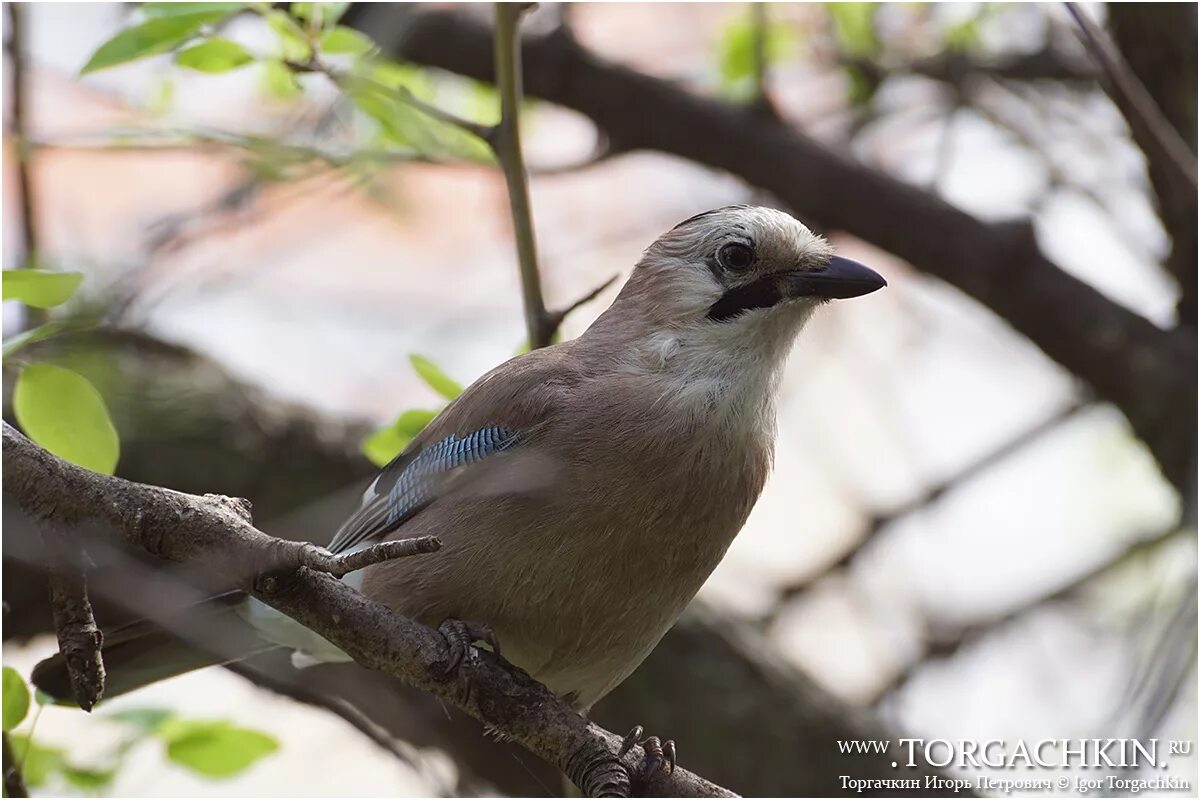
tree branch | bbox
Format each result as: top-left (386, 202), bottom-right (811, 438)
top-left (363, 6), bottom-right (1195, 498)
top-left (41, 535), bottom-right (106, 711)
top-left (5, 3), bottom-right (38, 270)
top-left (1065, 3), bottom-right (1197, 191)
top-left (493, 3), bottom-right (551, 350)
top-left (2, 422), bottom-right (734, 798)
top-left (876, 525), bottom-right (1184, 704)
top-left (766, 399), bottom-right (1090, 619)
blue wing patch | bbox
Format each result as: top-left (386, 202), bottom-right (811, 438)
top-left (328, 426), bottom-right (519, 555)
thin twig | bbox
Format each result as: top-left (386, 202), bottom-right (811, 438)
top-left (297, 536), bottom-right (442, 579)
top-left (1065, 3), bottom-right (1197, 190)
top-left (2, 733), bottom-right (28, 799)
top-left (875, 526), bottom-right (1185, 704)
top-left (543, 274), bottom-right (619, 337)
top-left (331, 71), bottom-right (494, 142)
top-left (493, 3), bottom-right (551, 350)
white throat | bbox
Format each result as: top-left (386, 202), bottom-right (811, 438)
top-left (623, 304), bottom-right (814, 430)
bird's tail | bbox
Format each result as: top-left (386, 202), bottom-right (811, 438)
top-left (31, 591), bottom-right (279, 706)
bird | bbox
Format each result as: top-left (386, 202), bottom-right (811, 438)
top-left (33, 205), bottom-right (884, 772)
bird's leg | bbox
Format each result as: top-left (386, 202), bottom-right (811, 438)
top-left (436, 618), bottom-right (501, 686)
top-left (618, 725), bottom-right (677, 780)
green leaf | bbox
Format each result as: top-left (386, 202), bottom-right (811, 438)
top-left (409, 354), bottom-right (463, 400)
top-left (14, 363), bottom-right (120, 475)
top-left (318, 25), bottom-right (374, 56)
top-left (361, 408), bottom-right (438, 467)
top-left (7, 736), bottom-right (64, 787)
top-left (291, 2), bottom-right (348, 28)
top-left (361, 426), bottom-right (410, 467)
top-left (944, 12), bottom-right (984, 52)
top-left (393, 408), bottom-right (439, 437)
top-left (716, 16), bottom-right (797, 99)
top-left (80, 10), bottom-right (235, 74)
top-left (3, 270), bottom-right (83, 308)
top-left (159, 720), bottom-right (279, 778)
top-left (261, 59), bottom-right (302, 99)
top-left (842, 64), bottom-right (879, 108)
top-left (141, 3), bottom-right (247, 18)
top-left (265, 9), bottom-right (312, 61)
top-left (175, 37), bottom-right (254, 72)
top-left (826, 2), bottom-right (879, 58)
top-left (3, 321), bottom-right (67, 359)
top-left (61, 765), bottom-right (117, 792)
top-left (2, 667), bottom-right (30, 732)
top-left (109, 707), bottom-right (175, 735)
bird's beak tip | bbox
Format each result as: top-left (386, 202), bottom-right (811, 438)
top-left (785, 255), bottom-right (887, 300)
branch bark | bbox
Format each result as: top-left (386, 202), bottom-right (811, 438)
top-left (355, 6), bottom-right (1195, 499)
top-left (42, 542), bottom-right (106, 711)
top-left (2, 421), bottom-right (734, 798)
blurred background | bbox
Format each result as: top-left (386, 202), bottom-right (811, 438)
top-left (2, 2), bottom-right (1195, 796)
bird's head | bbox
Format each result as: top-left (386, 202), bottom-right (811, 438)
top-left (593, 206), bottom-right (884, 348)
top-left (581, 206), bottom-right (886, 416)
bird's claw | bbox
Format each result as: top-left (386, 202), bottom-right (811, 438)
top-left (437, 619), bottom-right (500, 679)
top-left (619, 725), bottom-right (676, 780)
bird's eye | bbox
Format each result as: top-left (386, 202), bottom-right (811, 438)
top-left (717, 242), bottom-right (754, 271)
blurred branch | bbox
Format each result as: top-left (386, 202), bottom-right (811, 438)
top-left (749, 4), bottom-right (779, 121)
top-left (1105, 4), bottom-right (1197, 327)
top-left (5, 3), bottom-right (38, 273)
top-left (877, 526), bottom-right (1186, 704)
top-left (365, 6), bottom-right (1196, 499)
top-left (767, 399), bottom-right (1091, 621)
top-left (2, 422), bottom-right (732, 798)
top-left (226, 661), bottom-right (427, 767)
top-left (1065, 3), bottom-right (1197, 191)
top-left (2, 733), bottom-right (28, 799)
top-left (1126, 578), bottom-right (1197, 739)
top-left (847, 45), bottom-right (1096, 90)
top-left (969, 80), bottom-right (1158, 264)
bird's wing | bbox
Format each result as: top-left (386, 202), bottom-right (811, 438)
top-left (326, 342), bottom-right (579, 555)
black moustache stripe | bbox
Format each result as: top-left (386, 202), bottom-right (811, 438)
top-left (706, 277), bottom-right (784, 322)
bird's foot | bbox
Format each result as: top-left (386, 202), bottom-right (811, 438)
top-left (437, 618), bottom-right (501, 692)
top-left (618, 725), bottom-right (676, 781)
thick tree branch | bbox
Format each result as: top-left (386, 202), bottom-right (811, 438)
top-left (358, 6), bottom-right (1195, 499)
top-left (1105, 4), bottom-right (1197, 326)
top-left (2, 422), bottom-right (733, 798)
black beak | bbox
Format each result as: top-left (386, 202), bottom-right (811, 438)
top-left (784, 256), bottom-right (886, 300)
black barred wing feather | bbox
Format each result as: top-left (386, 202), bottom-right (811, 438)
top-left (328, 426), bottom-right (520, 555)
